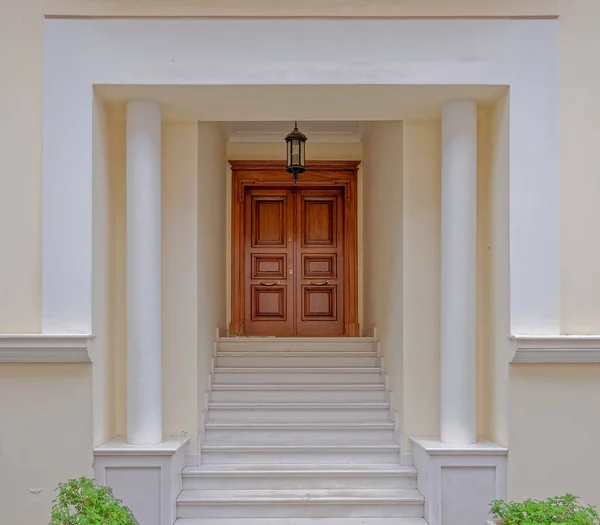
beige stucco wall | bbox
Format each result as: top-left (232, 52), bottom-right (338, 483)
top-left (509, 364), bottom-right (600, 504)
top-left (3, 0), bottom-right (600, 521)
top-left (0, 364), bottom-right (93, 525)
top-left (560, 1), bottom-right (600, 332)
top-left (401, 120), bottom-right (441, 445)
top-left (362, 122), bottom-right (405, 432)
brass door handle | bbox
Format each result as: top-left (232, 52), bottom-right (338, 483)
top-left (258, 280), bottom-right (281, 286)
top-left (308, 280), bottom-right (331, 286)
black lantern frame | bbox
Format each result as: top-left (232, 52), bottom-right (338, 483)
top-left (285, 122), bottom-right (307, 182)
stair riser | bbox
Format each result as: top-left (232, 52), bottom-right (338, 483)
top-left (217, 356), bottom-right (379, 367)
top-left (218, 341), bottom-right (375, 353)
top-left (207, 408), bottom-right (390, 422)
top-left (201, 449), bottom-right (400, 464)
top-left (182, 474), bottom-right (417, 491)
top-left (177, 503), bottom-right (424, 519)
top-left (210, 389), bottom-right (386, 403)
top-left (204, 427), bottom-right (394, 444)
top-left (213, 372), bottom-right (382, 384)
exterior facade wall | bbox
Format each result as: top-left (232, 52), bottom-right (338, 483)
top-left (402, 121), bottom-right (442, 446)
top-left (363, 122), bottom-right (405, 436)
top-left (1, 1), bottom-right (600, 523)
top-left (0, 364), bottom-right (93, 525)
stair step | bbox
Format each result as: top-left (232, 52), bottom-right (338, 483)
top-left (213, 367), bottom-right (382, 385)
top-left (218, 338), bottom-right (375, 353)
top-left (207, 402), bottom-right (390, 422)
top-left (186, 337), bottom-right (422, 522)
top-left (200, 444), bottom-right (400, 464)
top-left (210, 383), bottom-right (386, 402)
top-left (211, 383), bottom-right (385, 390)
top-left (216, 353), bottom-right (379, 367)
top-left (182, 464), bottom-right (416, 490)
top-left (175, 519), bottom-right (428, 525)
top-left (204, 421), bottom-right (395, 444)
top-left (177, 488), bottom-right (423, 519)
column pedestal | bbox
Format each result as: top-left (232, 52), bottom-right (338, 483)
top-left (94, 437), bottom-right (188, 525)
top-left (411, 437), bottom-right (507, 525)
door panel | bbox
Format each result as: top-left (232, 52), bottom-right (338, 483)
top-left (245, 189), bottom-right (294, 336)
top-left (296, 189), bottom-right (345, 336)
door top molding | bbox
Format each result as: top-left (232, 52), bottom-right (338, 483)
top-left (229, 160), bottom-right (361, 172)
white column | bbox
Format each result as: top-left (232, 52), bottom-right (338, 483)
top-left (440, 100), bottom-right (477, 445)
top-left (126, 100), bottom-right (162, 445)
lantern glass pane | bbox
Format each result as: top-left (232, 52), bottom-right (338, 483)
top-left (300, 140), bottom-right (305, 166)
top-left (291, 140), bottom-right (300, 166)
top-left (287, 140), bottom-right (292, 167)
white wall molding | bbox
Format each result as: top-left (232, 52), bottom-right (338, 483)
top-left (411, 436), bottom-right (508, 525)
top-left (224, 121), bottom-right (367, 144)
top-left (94, 436), bottom-right (188, 525)
top-left (0, 334), bottom-right (92, 363)
top-left (511, 335), bottom-right (600, 363)
top-left (43, 18), bottom-right (559, 336)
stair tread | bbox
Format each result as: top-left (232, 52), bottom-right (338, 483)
top-left (211, 383), bottom-right (385, 390)
top-left (184, 464), bottom-right (415, 474)
top-left (175, 519), bottom-right (427, 525)
top-left (178, 488), bottom-right (423, 503)
top-left (201, 443), bottom-right (400, 450)
top-left (217, 351), bottom-right (377, 356)
top-left (204, 421), bottom-right (394, 428)
top-left (215, 366), bottom-right (381, 374)
top-left (208, 402), bottom-right (389, 408)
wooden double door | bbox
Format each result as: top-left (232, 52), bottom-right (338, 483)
top-left (230, 160), bottom-right (359, 337)
top-left (245, 187), bottom-right (344, 337)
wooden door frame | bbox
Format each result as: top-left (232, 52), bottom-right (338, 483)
top-left (230, 160), bottom-right (360, 337)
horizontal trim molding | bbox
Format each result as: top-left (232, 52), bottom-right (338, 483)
top-left (0, 334), bottom-right (93, 363)
top-left (43, 0), bottom-right (559, 18)
top-left (511, 335), bottom-right (600, 363)
top-left (94, 436), bottom-right (190, 456)
top-left (410, 436), bottom-right (508, 456)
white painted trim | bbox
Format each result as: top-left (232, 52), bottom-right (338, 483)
top-left (226, 131), bottom-right (364, 144)
top-left (218, 336), bottom-right (375, 342)
top-left (410, 436), bottom-right (508, 456)
top-left (224, 121), bottom-right (367, 144)
top-left (94, 435), bottom-right (189, 456)
top-left (411, 436), bottom-right (507, 525)
top-left (0, 334), bottom-right (92, 363)
top-left (94, 436), bottom-right (188, 525)
top-left (42, 19), bottom-right (559, 335)
top-left (511, 335), bottom-right (600, 363)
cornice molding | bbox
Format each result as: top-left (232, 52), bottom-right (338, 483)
top-left (0, 334), bottom-right (93, 363)
top-left (511, 335), bottom-right (600, 364)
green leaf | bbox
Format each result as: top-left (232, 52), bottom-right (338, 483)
top-left (490, 494), bottom-right (599, 525)
top-left (49, 477), bottom-right (139, 525)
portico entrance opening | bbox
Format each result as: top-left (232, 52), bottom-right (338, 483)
top-left (230, 160), bottom-right (359, 337)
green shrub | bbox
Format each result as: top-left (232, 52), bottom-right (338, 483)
top-left (490, 494), bottom-right (599, 525)
top-left (50, 476), bottom-right (139, 525)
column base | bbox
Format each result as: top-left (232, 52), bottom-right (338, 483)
top-left (410, 436), bottom-right (507, 525)
top-left (94, 436), bottom-right (189, 525)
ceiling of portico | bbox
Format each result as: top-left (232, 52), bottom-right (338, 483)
top-left (98, 84), bottom-right (506, 142)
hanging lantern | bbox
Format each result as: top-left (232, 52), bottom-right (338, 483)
top-left (285, 121), bottom-right (307, 182)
